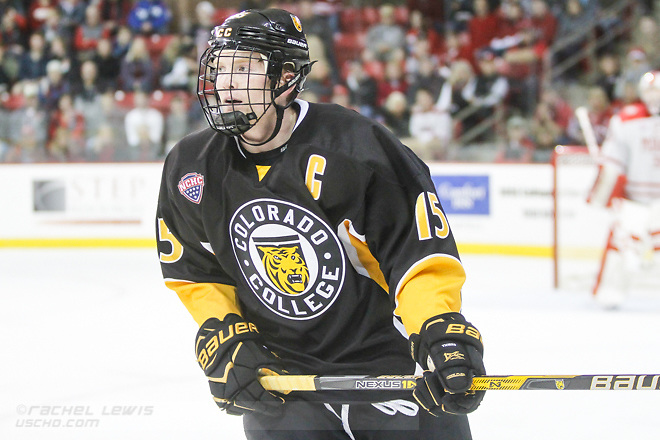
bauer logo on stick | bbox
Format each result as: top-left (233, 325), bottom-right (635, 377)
top-left (178, 173), bottom-right (205, 204)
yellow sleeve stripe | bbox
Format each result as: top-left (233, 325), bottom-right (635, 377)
top-left (338, 219), bottom-right (389, 292)
top-left (394, 254), bottom-right (465, 336)
top-left (165, 280), bottom-right (242, 326)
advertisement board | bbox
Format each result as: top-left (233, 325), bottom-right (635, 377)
top-left (0, 163), bottom-right (553, 255)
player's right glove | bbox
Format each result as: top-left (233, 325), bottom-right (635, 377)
top-left (409, 312), bottom-right (485, 416)
top-left (195, 314), bottom-right (285, 416)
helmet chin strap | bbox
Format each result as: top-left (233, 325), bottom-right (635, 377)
top-left (238, 103), bottom-right (286, 147)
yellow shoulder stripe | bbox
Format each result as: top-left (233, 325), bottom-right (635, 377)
top-left (394, 255), bottom-right (465, 336)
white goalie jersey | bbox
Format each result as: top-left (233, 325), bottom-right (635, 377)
top-left (595, 102), bottom-right (660, 204)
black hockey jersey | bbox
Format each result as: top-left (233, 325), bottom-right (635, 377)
top-left (156, 100), bottom-right (466, 378)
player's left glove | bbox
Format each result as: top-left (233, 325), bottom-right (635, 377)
top-left (409, 312), bottom-right (485, 415)
top-left (195, 314), bottom-right (286, 417)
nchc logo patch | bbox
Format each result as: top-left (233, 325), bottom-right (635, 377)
top-left (178, 172), bottom-right (205, 204)
top-left (230, 198), bottom-right (345, 320)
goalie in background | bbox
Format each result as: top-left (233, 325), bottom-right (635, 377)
top-left (587, 71), bottom-right (660, 307)
top-left (156, 8), bottom-right (485, 440)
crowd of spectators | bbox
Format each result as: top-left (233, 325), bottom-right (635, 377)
top-left (0, 0), bottom-right (656, 164)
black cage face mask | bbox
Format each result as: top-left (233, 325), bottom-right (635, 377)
top-left (198, 45), bottom-right (280, 137)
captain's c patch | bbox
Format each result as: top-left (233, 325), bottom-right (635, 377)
top-left (178, 172), bottom-right (205, 204)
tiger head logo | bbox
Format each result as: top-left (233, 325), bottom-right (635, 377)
top-left (254, 235), bottom-right (310, 295)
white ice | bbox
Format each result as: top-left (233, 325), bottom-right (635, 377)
top-left (1, 248), bottom-right (659, 439)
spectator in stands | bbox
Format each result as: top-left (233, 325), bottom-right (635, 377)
top-left (0, 0), bottom-right (25, 24)
top-left (492, 1), bottom-right (529, 45)
top-left (467, 0), bottom-right (498, 54)
top-left (119, 36), bottom-right (155, 92)
top-left (407, 56), bottom-right (444, 103)
top-left (47, 36), bottom-right (73, 80)
top-left (405, 9), bottom-right (442, 57)
top-left (164, 93), bottom-right (189, 154)
top-left (73, 59), bottom-right (103, 139)
top-left (127, 0), bottom-right (172, 36)
top-left (530, 89), bottom-right (573, 162)
top-left (113, 25), bottom-right (133, 59)
top-left (529, 0), bottom-right (557, 46)
top-left (445, 0), bottom-right (473, 33)
top-left (553, 0), bottom-right (598, 81)
top-left (409, 87), bottom-right (451, 160)
top-left (7, 82), bottom-right (48, 162)
top-left (73, 4), bottom-right (110, 61)
top-left (298, 0), bottom-right (340, 84)
top-left (376, 59), bottom-right (408, 107)
top-left (495, 115), bottom-right (535, 162)
top-left (160, 40), bottom-right (197, 91)
top-left (345, 59), bottom-right (379, 118)
top-left (28, 0), bottom-right (58, 33)
top-left (0, 45), bottom-right (11, 92)
top-left (57, 0), bottom-right (87, 39)
top-left (191, 1), bottom-right (217, 61)
top-left (329, 84), bottom-right (359, 112)
top-left (18, 32), bottom-right (49, 83)
top-left (1, 4), bottom-right (28, 53)
top-left (379, 90), bottom-right (411, 139)
top-left (41, 8), bottom-right (70, 47)
top-left (566, 85), bottom-right (612, 146)
top-left (631, 15), bottom-right (660, 69)
top-left (364, 4), bottom-right (406, 63)
top-left (594, 52), bottom-right (621, 105)
top-left (405, 38), bottom-right (438, 87)
top-left (461, 47), bottom-right (509, 142)
top-left (124, 89), bottom-right (163, 160)
top-left (499, 23), bottom-right (547, 116)
top-left (39, 58), bottom-right (71, 112)
top-left (99, 0), bottom-right (132, 33)
top-left (437, 29), bottom-right (473, 73)
top-left (406, 0), bottom-right (444, 34)
top-left (304, 57), bottom-right (334, 103)
top-left (614, 47), bottom-right (651, 104)
top-left (436, 59), bottom-right (473, 123)
top-left (47, 93), bottom-right (86, 161)
top-left (93, 37), bottom-right (121, 92)
top-left (86, 91), bottom-right (128, 160)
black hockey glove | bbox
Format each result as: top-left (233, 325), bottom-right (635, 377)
top-left (410, 312), bottom-right (485, 415)
top-left (195, 314), bottom-right (285, 416)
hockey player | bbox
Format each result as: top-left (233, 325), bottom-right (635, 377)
top-left (588, 71), bottom-right (660, 306)
top-left (156, 9), bottom-right (485, 439)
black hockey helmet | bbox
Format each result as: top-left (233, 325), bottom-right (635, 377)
top-left (197, 9), bottom-right (314, 142)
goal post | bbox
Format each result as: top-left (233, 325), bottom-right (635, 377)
top-left (552, 145), bottom-right (612, 291)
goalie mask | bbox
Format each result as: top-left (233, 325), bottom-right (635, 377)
top-left (638, 71), bottom-right (660, 115)
top-left (197, 9), bottom-right (313, 145)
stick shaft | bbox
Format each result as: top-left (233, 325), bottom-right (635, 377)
top-left (259, 374), bottom-right (660, 391)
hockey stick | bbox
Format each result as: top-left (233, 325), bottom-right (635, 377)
top-left (259, 374), bottom-right (660, 391)
top-left (575, 106), bottom-right (600, 158)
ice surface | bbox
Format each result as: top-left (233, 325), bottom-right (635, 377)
top-left (1, 249), bottom-right (659, 439)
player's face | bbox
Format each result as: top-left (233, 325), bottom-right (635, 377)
top-left (213, 49), bottom-right (271, 117)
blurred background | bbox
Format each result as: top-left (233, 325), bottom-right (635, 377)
top-left (2, 1), bottom-right (660, 438)
top-left (0, 0), bottom-right (657, 164)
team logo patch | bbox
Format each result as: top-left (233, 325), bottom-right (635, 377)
top-left (290, 14), bottom-right (302, 32)
top-left (230, 199), bottom-right (345, 320)
top-left (178, 172), bottom-right (205, 204)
